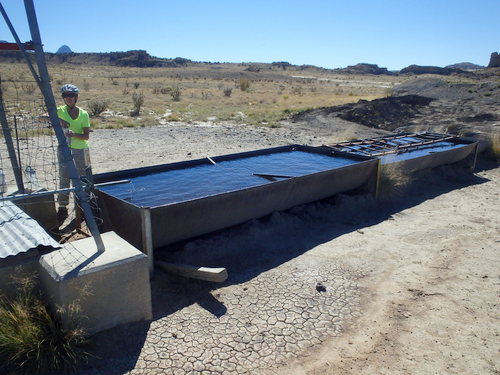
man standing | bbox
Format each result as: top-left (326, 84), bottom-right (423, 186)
top-left (56, 84), bottom-right (92, 224)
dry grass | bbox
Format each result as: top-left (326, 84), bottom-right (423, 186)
top-left (0, 275), bottom-right (90, 375)
top-left (0, 62), bottom-right (406, 128)
top-left (377, 163), bottom-right (412, 198)
top-left (489, 132), bottom-right (500, 160)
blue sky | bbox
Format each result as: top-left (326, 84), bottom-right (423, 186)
top-left (0, 0), bottom-right (498, 70)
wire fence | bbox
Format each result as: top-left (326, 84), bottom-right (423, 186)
top-left (0, 79), bottom-right (59, 194)
top-left (0, 77), bottom-right (99, 237)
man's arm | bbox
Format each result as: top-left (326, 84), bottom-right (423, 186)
top-left (68, 127), bottom-right (90, 140)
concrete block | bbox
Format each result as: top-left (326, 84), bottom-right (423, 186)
top-left (38, 231), bottom-right (152, 336)
top-left (16, 192), bottom-right (58, 231)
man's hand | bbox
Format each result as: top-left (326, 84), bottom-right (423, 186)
top-left (60, 119), bottom-right (69, 129)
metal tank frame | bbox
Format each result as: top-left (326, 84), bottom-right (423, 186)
top-left (94, 145), bottom-right (379, 270)
top-left (324, 133), bottom-right (479, 173)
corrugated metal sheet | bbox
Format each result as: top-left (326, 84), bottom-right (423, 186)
top-left (0, 200), bottom-right (60, 259)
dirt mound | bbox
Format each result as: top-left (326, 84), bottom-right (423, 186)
top-left (393, 77), bottom-right (500, 103)
top-left (292, 73), bottom-right (500, 138)
top-left (292, 95), bottom-right (434, 131)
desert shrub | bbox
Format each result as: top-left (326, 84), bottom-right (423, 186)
top-left (378, 164), bottom-right (412, 198)
top-left (87, 99), bottom-right (108, 117)
top-left (133, 82), bottom-right (140, 89)
top-left (152, 86), bottom-right (171, 95)
top-left (22, 83), bottom-right (36, 95)
top-left (171, 86), bottom-right (181, 101)
top-left (131, 92), bottom-right (144, 116)
top-left (239, 78), bottom-right (250, 91)
top-left (490, 133), bottom-right (500, 160)
top-left (0, 276), bottom-right (89, 374)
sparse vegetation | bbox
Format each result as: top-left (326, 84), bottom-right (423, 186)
top-left (171, 86), bottom-right (181, 101)
top-left (378, 163), bottom-right (412, 198)
top-left (0, 275), bottom-right (89, 375)
top-left (131, 92), bottom-right (144, 116)
top-left (0, 60), bottom-right (404, 127)
top-left (88, 98), bottom-right (108, 117)
top-left (490, 133), bottom-right (500, 160)
top-left (239, 78), bottom-right (250, 91)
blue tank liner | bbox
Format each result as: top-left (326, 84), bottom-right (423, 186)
top-left (98, 150), bottom-right (360, 207)
top-left (94, 145), bottom-right (379, 251)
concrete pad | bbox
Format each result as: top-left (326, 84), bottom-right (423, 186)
top-left (38, 231), bottom-right (152, 336)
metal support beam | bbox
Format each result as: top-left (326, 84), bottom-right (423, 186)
top-left (140, 207), bottom-right (154, 277)
top-left (21, 0), bottom-right (104, 252)
top-left (0, 80), bottom-right (24, 192)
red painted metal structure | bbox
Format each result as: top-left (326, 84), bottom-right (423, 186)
top-left (0, 41), bottom-right (34, 50)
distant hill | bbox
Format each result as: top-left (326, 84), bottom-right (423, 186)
top-left (0, 49), bottom-right (189, 68)
top-left (0, 48), bottom-right (490, 77)
top-left (56, 45), bottom-right (73, 54)
top-left (445, 62), bottom-right (484, 71)
top-left (399, 64), bottom-right (465, 75)
top-left (335, 63), bottom-right (394, 75)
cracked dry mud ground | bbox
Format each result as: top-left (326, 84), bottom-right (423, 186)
top-left (79, 255), bottom-right (364, 375)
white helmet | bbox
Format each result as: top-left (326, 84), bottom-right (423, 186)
top-left (60, 84), bottom-right (79, 94)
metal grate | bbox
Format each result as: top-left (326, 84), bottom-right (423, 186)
top-left (325, 132), bottom-right (457, 157)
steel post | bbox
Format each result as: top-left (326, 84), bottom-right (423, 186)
top-left (22, 0), bottom-right (104, 252)
top-left (0, 81), bottom-right (24, 192)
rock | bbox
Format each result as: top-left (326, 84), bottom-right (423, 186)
top-left (487, 52), bottom-right (500, 68)
top-left (316, 283), bottom-right (327, 292)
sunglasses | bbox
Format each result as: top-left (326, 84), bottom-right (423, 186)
top-left (62, 93), bottom-right (77, 98)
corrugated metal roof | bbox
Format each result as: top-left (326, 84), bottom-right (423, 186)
top-left (0, 200), bottom-right (60, 259)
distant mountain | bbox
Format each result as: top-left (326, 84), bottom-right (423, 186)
top-left (56, 45), bottom-right (73, 54)
top-left (445, 62), bottom-right (484, 71)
